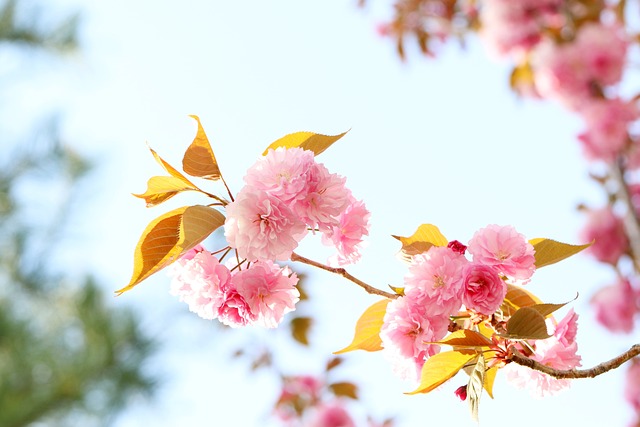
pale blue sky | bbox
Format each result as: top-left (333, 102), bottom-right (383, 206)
top-left (10, 0), bottom-right (638, 425)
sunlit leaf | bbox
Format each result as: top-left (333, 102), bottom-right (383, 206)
top-left (484, 366), bottom-right (497, 399)
top-left (499, 307), bottom-right (551, 340)
top-left (149, 146), bottom-right (197, 188)
top-left (406, 350), bottom-right (476, 395)
top-left (262, 130), bottom-right (348, 156)
top-left (477, 321), bottom-right (495, 340)
top-left (182, 115), bottom-right (222, 180)
top-left (117, 205), bottom-right (225, 295)
top-left (290, 316), bottom-right (313, 346)
top-left (432, 329), bottom-right (493, 348)
top-left (529, 238), bottom-right (592, 269)
top-left (528, 300), bottom-right (573, 318)
top-left (132, 175), bottom-right (199, 207)
top-left (467, 354), bottom-right (485, 422)
top-left (334, 299), bottom-right (389, 354)
top-left (392, 224), bottom-right (448, 261)
top-left (388, 285), bottom-right (405, 296)
top-left (329, 382), bottom-right (359, 399)
top-left (501, 283), bottom-right (544, 317)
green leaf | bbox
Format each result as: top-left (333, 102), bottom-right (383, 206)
top-left (132, 175), bottom-right (199, 207)
top-left (182, 115), bottom-right (222, 180)
top-left (262, 130), bottom-right (348, 156)
top-left (334, 299), bottom-right (389, 354)
top-left (290, 316), bottom-right (312, 346)
top-left (467, 354), bottom-right (485, 422)
top-left (530, 238), bottom-right (592, 269)
top-left (499, 307), bottom-right (551, 340)
top-left (117, 205), bottom-right (225, 295)
top-left (406, 350), bottom-right (476, 395)
top-left (432, 329), bottom-right (493, 349)
top-left (329, 382), bottom-right (359, 399)
top-left (392, 224), bottom-right (448, 261)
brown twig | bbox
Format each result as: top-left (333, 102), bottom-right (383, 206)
top-left (508, 344), bottom-right (640, 379)
top-left (290, 252), bottom-right (398, 300)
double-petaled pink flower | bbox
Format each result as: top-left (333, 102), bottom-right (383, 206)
top-left (461, 263), bottom-right (507, 315)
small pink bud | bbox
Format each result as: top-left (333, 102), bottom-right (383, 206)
top-left (447, 240), bottom-right (467, 255)
top-left (454, 385), bottom-right (468, 401)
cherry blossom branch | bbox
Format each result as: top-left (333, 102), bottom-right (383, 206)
top-left (508, 344), bottom-right (640, 379)
top-left (610, 160), bottom-right (640, 271)
top-left (290, 252), bottom-right (398, 300)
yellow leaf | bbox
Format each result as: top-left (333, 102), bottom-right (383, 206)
top-left (499, 307), bottom-right (551, 340)
top-left (334, 299), bottom-right (389, 354)
top-left (329, 382), bottom-right (359, 399)
top-left (182, 115), bottom-right (222, 180)
top-left (407, 350), bottom-right (476, 395)
top-left (116, 205), bottom-right (226, 295)
top-left (501, 283), bottom-right (543, 317)
top-left (392, 224), bottom-right (448, 261)
top-left (148, 146), bottom-right (199, 193)
top-left (432, 329), bottom-right (493, 348)
top-left (484, 366), bottom-right (497, 399)
top-left (262, 130), bottom-right (348, 156)
top-left (529, 238), bottom-right (592, 269)
top-left (132, 175), bottom-right (199, 207)
top-left (290, 316), bottom-right (312, 346)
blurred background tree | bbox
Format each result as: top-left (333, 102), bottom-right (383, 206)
top-left (0, 1), bottom-right (156, 426)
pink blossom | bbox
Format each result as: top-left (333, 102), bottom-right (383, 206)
top-left (591, 279), bottom-right (637, 333)
top-left (224, 187), bottom-right (307, 261)
top-left (217, 286), bottom-right (254, 327)
top-left (506, 311), bottom-right (581, 397)
top-left (380, 296), bottom-right (449, 380)
top-left (532, 23), bottom-right (627, 108)
top-left (308, 402), bottom-right (355, 427)
top-left (577, 98), bottom-right (638, 162)
top-left (232, 260), bottom-right (300, 328)
top-left (168, 249), bottom-right (231, 320)
top-left (461, 263), bottom-right (507, 315)
top-left (295, 162), bottom-right (350, 231)
top-left (580, 207), bottom-right (628, 265)
top-left (447, 240), bottom-right (467, 255)
top-left (625, 359), bottom-right (640, 412)
top-left (467, 224), bottom-right (536, 283)
top-left (454, 385), bottom-right (468, 401)
top-left (480, 0), bottom-right (563, 58)
top-left (404, 246), bottom-right (468, 315)
top-left (322, 197), bottom-right (370, 266)
top-left (275, 375), bottom-right (323, 422)
top-left (244, 147), bottom-right (316, 205)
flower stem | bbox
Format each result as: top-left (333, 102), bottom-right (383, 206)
top-left (290, 252), bottom-right (398, 300)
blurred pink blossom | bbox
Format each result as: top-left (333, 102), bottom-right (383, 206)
top-left (461, 263), bottom-right (507, 315)
top-left (231, 260), bottom-right (300, 328)
top-left (224, 187), bottom-right (307, 261)
top-left (577, 97), bottom-right (638, 162)
top-left (404, 246), bottom-right (468, 315)
top-left (591, 279), bottom-right (637, 333)
top-left (467, 224), bottom-right (536, 283)
top-left (323, 197), bottom-right (370, 266)
top-left (625, 359), bottom-right (640, 412)
top-left (580, 207), bottom-right (628, 265)
top-left (308, 402), bottom-right (355, 427)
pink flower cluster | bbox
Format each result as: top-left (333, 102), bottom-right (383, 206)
top-left (380, 224), bottom-right (536, 380)
top-left (169, 246), bottom-right (300, 328)
top-left (505, 309), bottom-right (582, 397)
top-left (225, 147), bottom-right (370, 266)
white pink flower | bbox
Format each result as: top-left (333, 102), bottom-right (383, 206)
top-left (231, 260), bottom-right (300, 328)
top-left (506, 310), bottom-right (581, 397)
top-left (380, 296), bottom-right (449, 380)
top-left (591, 279), bottom-right (637, 333)
top-left (625, 359), bottom-right (640, 412)
top-left (168, 248), bottom-right (231, 320)
top-left (580, 207), bottom-right (628, 265)
top-left (322, 197), bottom-right (370, 266)
top-left (461, 263), bottom-right (507, 315)
top-left (217, 286), bottom-right (254, 327)
top-left (224, 187), bottom-right (307, 261)
top-left (467, 224), bottom-right (536, 283)
top-left (244, 147), bottom-right (316, 205)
